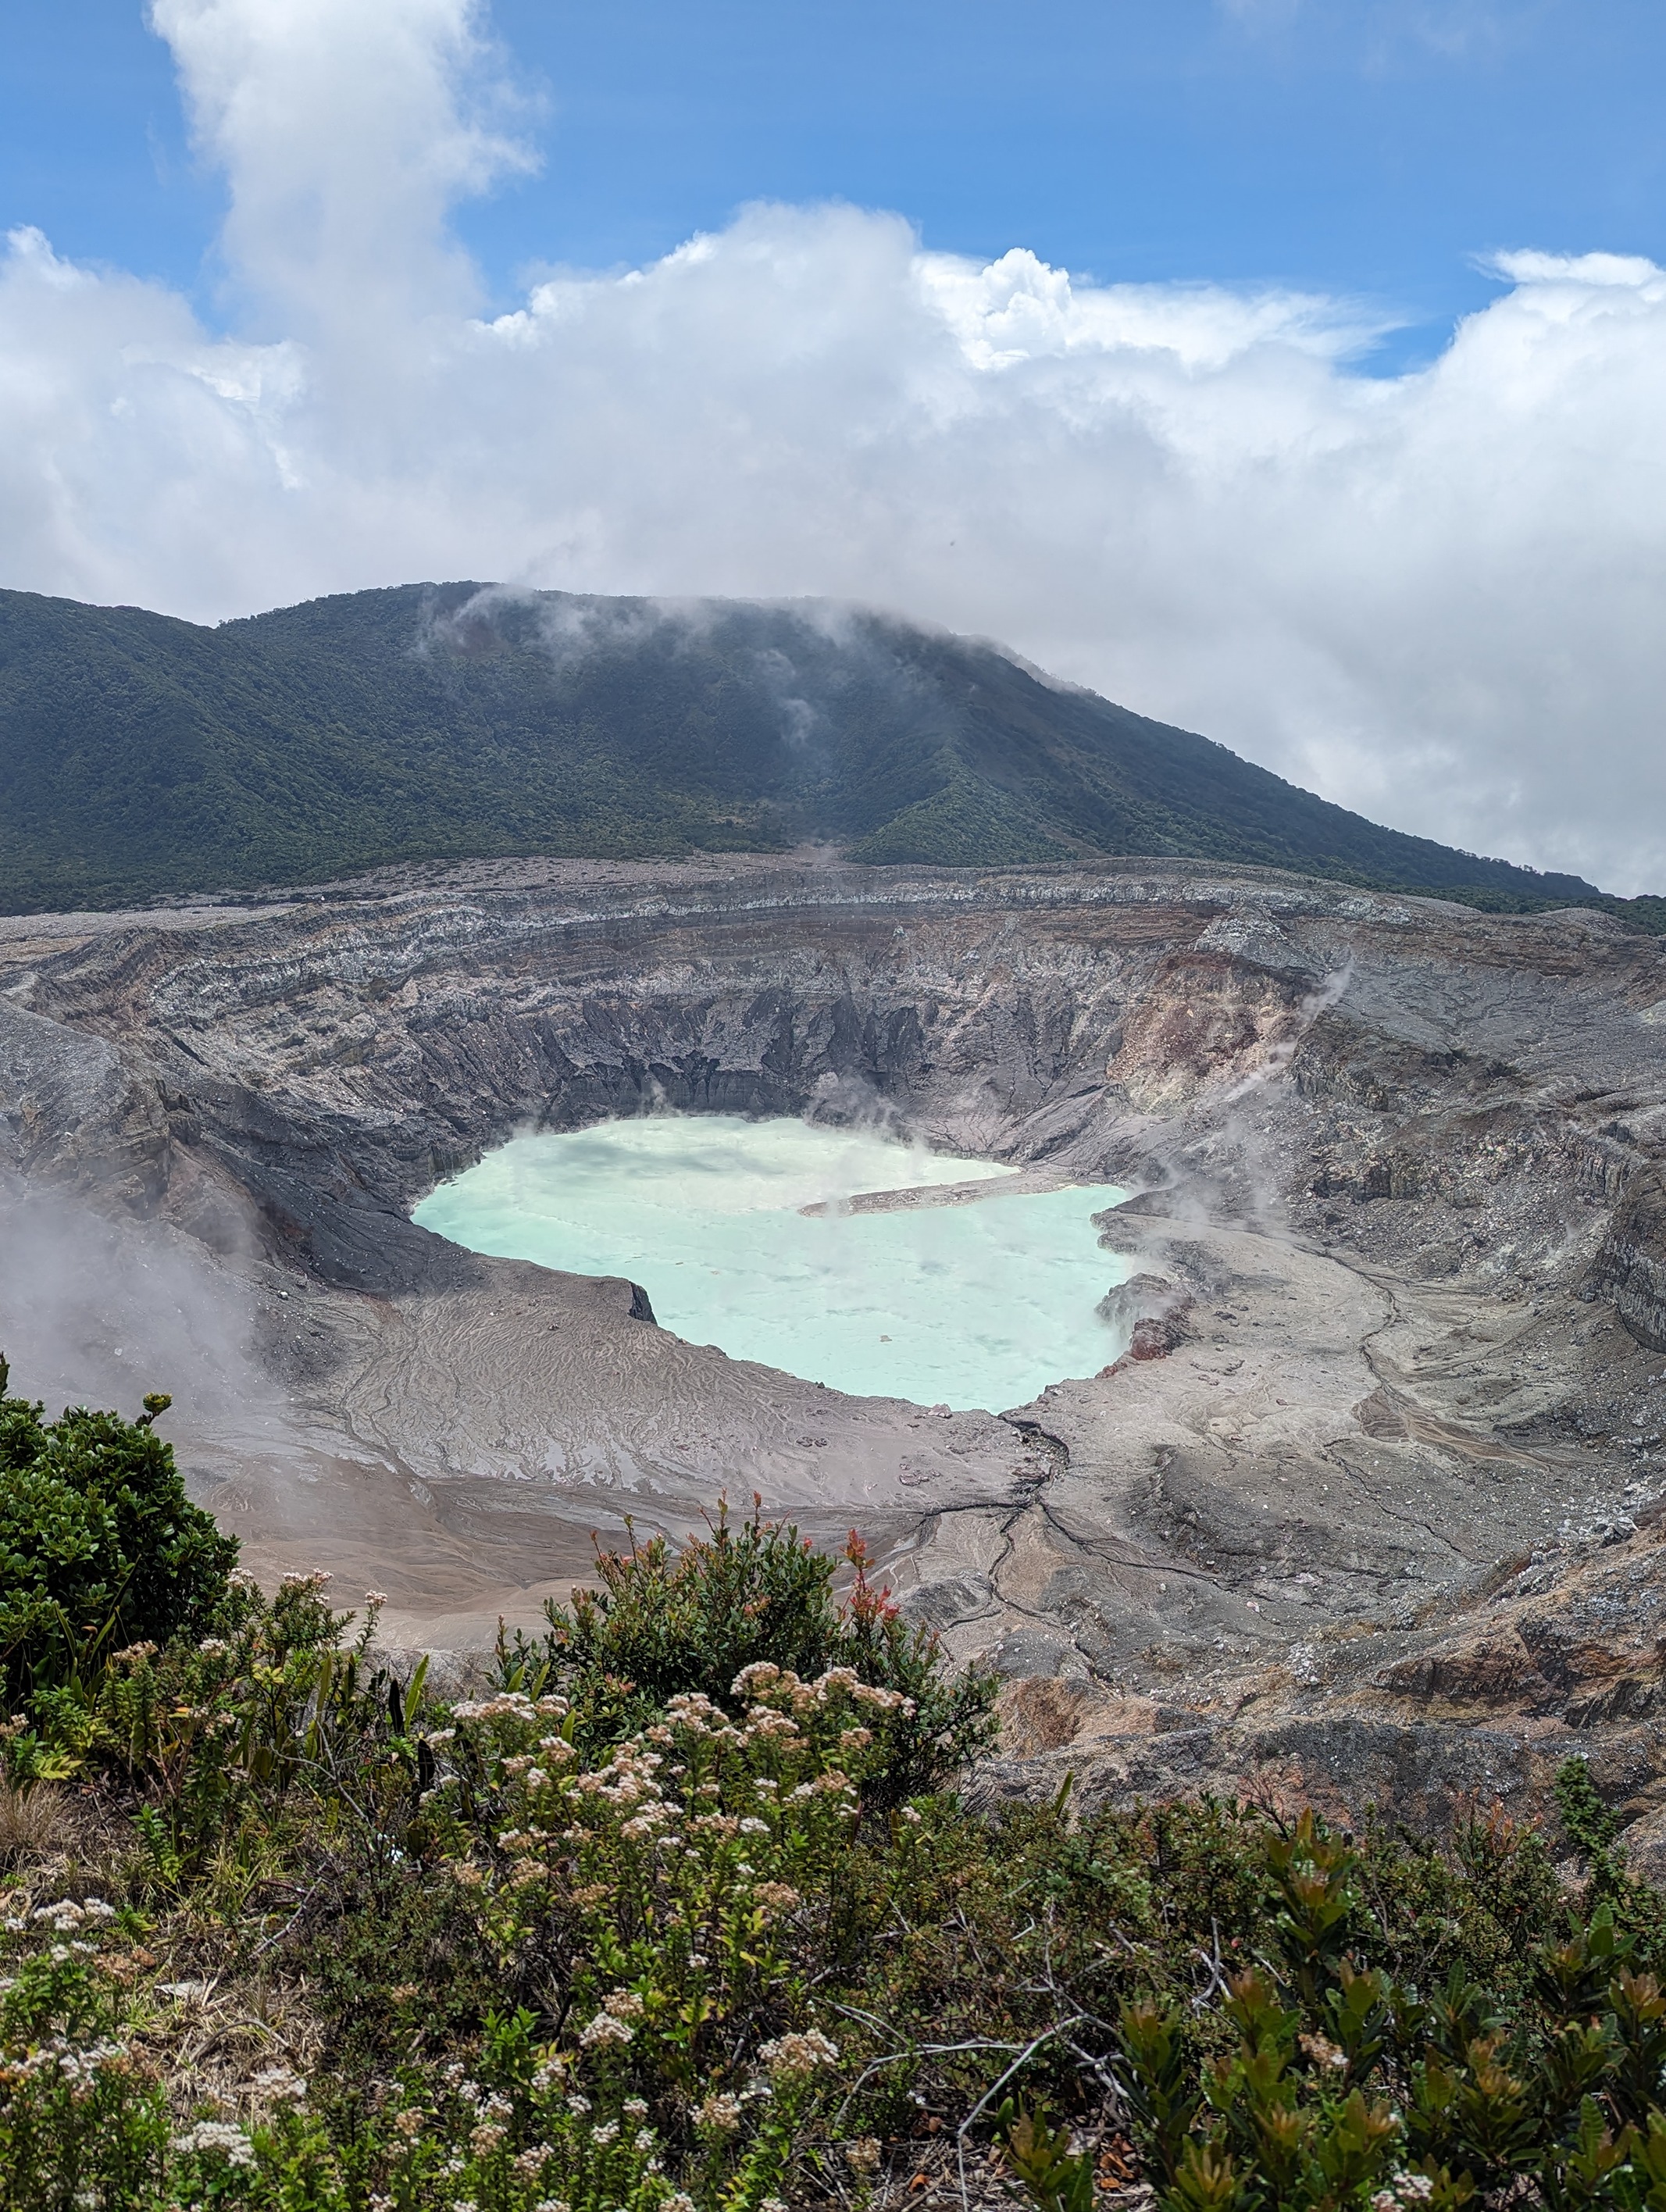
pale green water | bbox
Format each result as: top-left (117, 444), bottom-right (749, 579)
top-left (414, 1115), bottom-right (1131, 1412)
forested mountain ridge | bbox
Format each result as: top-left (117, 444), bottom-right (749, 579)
top-left (0, 580), bottom-right (1626, 916)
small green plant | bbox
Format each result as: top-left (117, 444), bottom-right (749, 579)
top-left (1560, 1755), bottom-right (1623, 1876)
top-left (996, 2100), bottom-right (1096, 2212)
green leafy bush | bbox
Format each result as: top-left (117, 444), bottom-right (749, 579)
top-left (521, 1501), bottom-right (999, 1800)
top-left (0, 1572), bottom-right (961, 2210)
top-left (0, 1355), bottom-right (239, 1710)
top-left (1108, 1800), bottom-right (1666, 2211)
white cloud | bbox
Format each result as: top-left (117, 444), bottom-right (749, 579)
top-left (1216, 0), bottom-right (1307, 27)
top-left (1, 1), bottom-right (1664, 891)
top-left (1219, 2), bottom-right (1541, 63)
top-left (148, 0), bottom-right (535, 331)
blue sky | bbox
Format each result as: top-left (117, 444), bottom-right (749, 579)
top-left (5, 1), bottom-right (1662, 367)
top-left (2, 2), bottom-right (1664, 888)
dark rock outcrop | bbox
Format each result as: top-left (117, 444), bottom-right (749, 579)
top-left (1591, 1165), bottom-right (1666, 1350)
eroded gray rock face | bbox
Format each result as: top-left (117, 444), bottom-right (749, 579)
top-left (0, 997), bottom-right (167, 1204)
top-left (5, 854), bottom-right (1666, 1844)
top-left (1591, 1166), bottom-right (1666, 1351)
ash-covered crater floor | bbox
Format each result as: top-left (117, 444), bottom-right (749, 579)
top-left (6, 851), bottom-right (1666, 1846)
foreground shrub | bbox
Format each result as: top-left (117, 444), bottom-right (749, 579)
top-left (0, 1355), bottom-right (238, 1712)
top-left (519, 1500), bottom-right (1000, 1799)
top-left (0, 1576), bottom-right (944, 2209)
top-left (1101, 1802), bottom-right (1666, 2212)
top-left (20, 1729), bottom-right (1666, 2211)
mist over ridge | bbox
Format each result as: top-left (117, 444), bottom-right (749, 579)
top-left (0, 578), bottom-right (1616, 918)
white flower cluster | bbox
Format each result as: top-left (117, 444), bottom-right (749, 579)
top-left (451, 1692), bottom-right (569, 1725)
top-left (744, 1707), bottom-right (804, 1740)
top-left (31, 1897), bottom-right (116, 1935)
top-left (573, 1747), bottom-right (664, 1807)
top-left (173, 2120), bottom-right (256, 2168)
top-left (1298, 2032), bottom-right (1347, 2073)
top-left (497, 1825), bottom-right (557, 1854)
top-left (248, 2064), bottom-right (308, 2103)
top-left (785, 1771), bottom-right (858, 1814)
top-left (732, 1661), bottom-right (915, 1717)
top-left (8, 2035), bottom-right (127, 2090)
top-left (1372, 2178), bottom-right (1434, 2210)
top-left (579, 1987), bottom-right (646, 2046)
top-left (758, 2028), bottom-right (840, 2081)
top-left (662, 1693), bottom-right (747, 1746)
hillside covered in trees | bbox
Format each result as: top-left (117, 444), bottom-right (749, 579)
top-left (0, 583), bottom-right (1626, 917)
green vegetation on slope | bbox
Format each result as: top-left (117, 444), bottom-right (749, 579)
top-left (11, 1367), bottom-right (1666, 2207)
top-left (0, 1359), bottom-right (237, 1710)
top-left (0, 582), bottom-right (1621, 917)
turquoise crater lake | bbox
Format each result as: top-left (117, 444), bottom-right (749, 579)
top-left (413, 1116), bottom-right (1132, 1413)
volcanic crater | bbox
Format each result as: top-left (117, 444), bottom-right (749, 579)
top-left (7, 851), bottom-right (1666, 1850)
